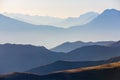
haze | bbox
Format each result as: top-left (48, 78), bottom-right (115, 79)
top-left (0, 0), bottom-right (120, 18)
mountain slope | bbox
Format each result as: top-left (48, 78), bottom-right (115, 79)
top-left (56, 12), bottom-right (98, 28)
top-left (0, 14), bottom-right (38, 31)
top-left (0, 14), bottom-right (63, 31)
top-left (36, 61), bottom-right (120, 80)
top-left (51, 41), bottom-right (114, 53)
top-left (89, 9), bottom-right (120, 28)
top-left (67, 9), bottom-right (120, 43)
top-left (63, 45), bottom-right (120, 61)
top-left (27, 55), bottom-right (120, 75)
top-left (1, 61), bottom-right (120, 80)
top-left (0, 72), bottom-right (41, 80)
top-left (71, 9), bottom-right (120, 29)
top-left (0, 44), bottom-right (64, 73)
top-left (27, 60), bottom-right (106, 75)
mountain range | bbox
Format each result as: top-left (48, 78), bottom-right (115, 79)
top-left (61, 41), bottom-right (120, 61)
top-left (4, 12), bottom-right (98, 28)
top-left (51, 41), bottom-right (114, 52)
top-left (0, 9), bottom-right (120, 48)
top-left (0, 41), bottom-right (119, 74)
top-left (28, 42), bottom-right (120, 75)
top-left (63, 45), bottom-right (120, 61)
top-left (0, 8), bottom-right (120, 77)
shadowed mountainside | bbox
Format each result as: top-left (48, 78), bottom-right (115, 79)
top-left (63, 44), bottom-right (120, 61)
top-left (27, 55), bottom-right (120, 75)
top-left (0, 44), bottom-right (64, 73)
top-left (27, 60), bottom-right (106, 75)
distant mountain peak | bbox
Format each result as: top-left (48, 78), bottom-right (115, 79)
top-left (102, 9), bottom-right (120, 16)
top-left (104, 8), bottom-right (120, 12)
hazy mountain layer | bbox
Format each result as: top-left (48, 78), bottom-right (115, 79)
top-left (63, 45), bottom-right (120, 61)
top-left (51, 41), bottom-right (114, 53)
top-left (4, 12), bottom-right (98, 28)
top-left (0, 9), bottom-right (120, 48)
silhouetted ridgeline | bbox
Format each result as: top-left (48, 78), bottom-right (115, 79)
top-left (63, 45), bottom-right (120, 61)
top-left (51, 41), bottom-right (114, 53)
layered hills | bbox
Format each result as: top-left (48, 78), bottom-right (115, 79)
top-left (1, 61), bottom-right (120, 80)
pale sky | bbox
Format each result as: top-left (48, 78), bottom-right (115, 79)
top-left (0, 0), bottom-right (120, 18)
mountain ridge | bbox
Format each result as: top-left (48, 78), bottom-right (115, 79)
top-left (51, 41), bottom-right (114, 52)
top-left (63, 45), bottom-right (120, 61)
top-left (4, 12), bottom-right (99, 28)
top-left (0, 43), bottom-right (64, 73)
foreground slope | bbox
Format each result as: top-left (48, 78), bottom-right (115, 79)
top-left (0, 72), bottom-right (41, 80)
top-left (27, 55), bottom-right (120, 75)
top-left (27, 60), bottom-right (105, 75)
top-left (1, 61), bottom-right (120, 80)
top-left (32, 61), bottom-right (120, 80)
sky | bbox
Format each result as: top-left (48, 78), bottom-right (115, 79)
top-left (0, 0), bottom-right (120, 18)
